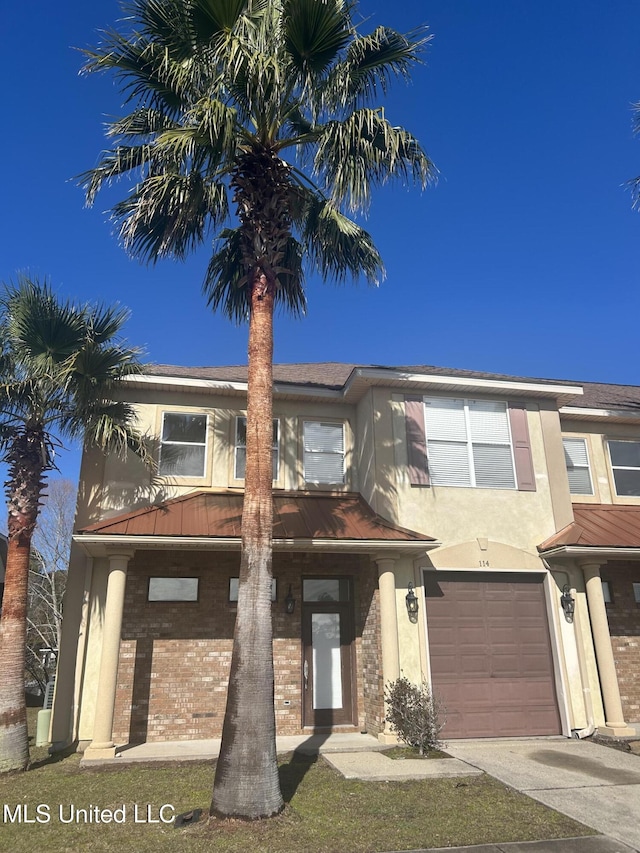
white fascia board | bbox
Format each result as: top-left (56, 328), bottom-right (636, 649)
top-left (124, 372), bottom-right (344, 400)
top-left (124, 374), bottom-right (249, 393)
top-left (560, 405), bottom-right (640, 420)
top-left (345, 368), bottom-right (584, 399)
top-left (540, 545), bottom-right (640, 561)
top-left (73, 533), bottom-right (438, 557)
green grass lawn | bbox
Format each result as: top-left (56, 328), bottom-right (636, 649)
top-left (0, 708), bottom-right (594, 853)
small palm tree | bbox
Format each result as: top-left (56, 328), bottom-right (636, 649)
top-left (80, 0), bottom-right (435, 818)
top-left (0, 275), bottom-right (147, 774)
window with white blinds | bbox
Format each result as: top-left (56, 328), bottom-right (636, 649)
top-left (563, 437), bottom-right (593, 495)
top-left (303, 421), bottom-right (345, 484)
top-left (423, 397), bottom-right (516, 489)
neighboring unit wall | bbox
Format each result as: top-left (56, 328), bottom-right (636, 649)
top-left (560, 418), bottom-right (640, 506)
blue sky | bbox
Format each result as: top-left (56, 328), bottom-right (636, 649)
top-left (2, 1), bottom-right (640, 482)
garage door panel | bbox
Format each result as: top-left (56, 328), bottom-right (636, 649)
top-left (522, 654), bottom-right (556, 676)
top-left (490, 654), bottom-right (521, 675)
top-left (485, 601), bottom-right (514, 618)
top-left (489, 627), bottom-right (519, 644)
top-left (425, 572), bottom-right (561, 738)
top-left (461, 656), bottom-right (490, 676)
top-left (458, 627), bottom-right (487, 644)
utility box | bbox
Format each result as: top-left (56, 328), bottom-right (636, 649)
top-left (36, 709), bottom-right (52, 746)
top-left (36, 677), bottom-right (56, 746)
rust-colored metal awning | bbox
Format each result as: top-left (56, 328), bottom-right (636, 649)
top-left (75, 491), bottom-right (438, 557)
top-left (539, 503), bottom-right (640, 560)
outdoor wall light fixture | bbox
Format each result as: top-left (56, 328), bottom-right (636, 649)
top-left (560, 584), bottom-right (575, 623)
top-left (285, 585), bottom-right (296, 615)
top-left (406, 582), bottom-right (419, 622)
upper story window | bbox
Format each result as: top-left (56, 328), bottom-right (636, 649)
top-left (234, 417), bottom-right (280, 481)
top-left (423, 397), bottom-right (515, 489)
top-left (608, 440), bottom-right (640, 496)
top-left (158, 412), bottom-right (208, 477)
top-left (303, 421), bottom-right (345, 484)
top-left (563, 437), bottom-right (593, 495)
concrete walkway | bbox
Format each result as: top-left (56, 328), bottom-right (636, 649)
top-left (445, 738), bottom-right (640, 852)
top-left (100, 731), bottom-right (388, 763)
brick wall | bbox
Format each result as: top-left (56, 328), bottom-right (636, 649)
top-left (360, 576), bottom-right (383, 735)
top-left (601, 561), bottom-right (640, 723)
top-left (112, 550), bottom-right (381, 743)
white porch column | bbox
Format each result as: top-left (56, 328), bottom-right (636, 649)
top-left (83, 552), bottom-right (132, 760)
top-left (582, 562), bottom-right (634, 736)
top-left (375, 555), bottom-right (401, 743)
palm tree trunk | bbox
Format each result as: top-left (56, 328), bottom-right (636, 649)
top-left (211, 271), bottom-right (284, 819)
top-left (0, 526), bottom-right (34, 773)
top-left (0, 431), bottom-right (47, 773)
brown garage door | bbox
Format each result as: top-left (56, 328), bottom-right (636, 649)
top-left (425, 572), bottom-right (562, 738)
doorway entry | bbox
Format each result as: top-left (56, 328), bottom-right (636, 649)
top-left (301, 577), bottom-right (356, 728)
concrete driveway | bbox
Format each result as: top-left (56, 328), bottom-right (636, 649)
top-left (445, 739), bottom-right (640, 852)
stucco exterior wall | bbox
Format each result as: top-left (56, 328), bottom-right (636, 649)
top-left (79, 387), bottom-right (362, 524)
top-left (387, 394), bottom-right (560, 551)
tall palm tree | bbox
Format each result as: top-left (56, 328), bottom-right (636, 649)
top-left (80, 0), bottom-right (435, 818)
top-left (0, 275), bottom-right (147, 774)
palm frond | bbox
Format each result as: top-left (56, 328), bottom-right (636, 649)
top-left (113, 174), bottom-right (229, 261)
top-left (203, 228), bottom-right (249, 321)
top-left (326, 25), bottom-right (431, 107)
top-left (136, 0), bottom-right (197, 58)
top-left (191, 0), bottom-right (252, 43)
top-left (78, 401), bottom-right (150, 464)
top-left (302, 195), bottom-right (383, 284)
top-left (630, 176), bottom-right (640, 209)
top-left (79, 144), bottom-right (155, 206)
top-left (0, 420), bottom-right (19, 453)
top-left (3, 277), bottom-right (87, 379)
top-left (82, 302), bottom-right (132, 346)
top-left (71, 346), bottom-right (143, 397)
top-left (81, 32), bottom-right (193, 115)
top-left (108, 108), bottom-right (181, 139)
top-left (282, 0), bottom-right (351, 79)
top-left (315, 109), bottom-right (436, 211)
top-left (163, 98), bottom-right (240, 165)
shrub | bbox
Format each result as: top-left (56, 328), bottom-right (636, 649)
top-left (385, 676), bottom-right (445, 754)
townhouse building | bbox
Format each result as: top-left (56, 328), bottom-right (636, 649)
top-left (49, 363), bottom-right (640, 758)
